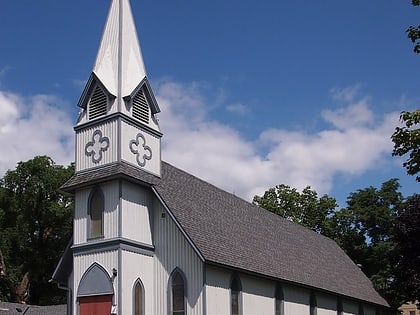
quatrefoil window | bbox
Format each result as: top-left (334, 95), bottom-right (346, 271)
top-left (130, 133), bottom-right (152, 167)
top-left (85, 130), bottom-right (110, 163)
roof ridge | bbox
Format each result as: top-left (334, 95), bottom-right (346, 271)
top-left (160, 160), bottom-right (339, 243)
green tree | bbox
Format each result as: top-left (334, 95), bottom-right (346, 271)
top-left (0, 156), bottom-right (74, 305)
top-left (392, 110), bottom-right (420, 181)
top-left (253, 184), bottom-right (338, 234)
top-left (392, 1), bottom-right (420, 179)
top-left (407, 0), bottom-right (420, 53)
top-left (392, 194), bottom-right (420, 306)
top-left (342, 179), bottom-right (404, 309)
top-left (254, 179), bottom-right (404, 309)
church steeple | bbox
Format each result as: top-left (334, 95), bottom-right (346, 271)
top-left (74, 0), bottom-right (162, 177)
top-left (93, 0), bottom-right (146, 101)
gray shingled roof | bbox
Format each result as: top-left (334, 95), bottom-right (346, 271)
top-left (0, 302), bottom-right (65, 315)
top-left (62, 161), bottom-right (389, 307)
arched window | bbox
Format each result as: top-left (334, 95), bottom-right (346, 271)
top-left (275, 283), bottom-right (284, 315)
top-left (170, 269), bottom-right (186, 315)
top-left (88, 187), bottom-right (104, 238)
top-left (310, 292), bottom-right (317, 315)
top-left (230, 274), bottom-right (242, 315)
top-left (133, 279), bottom-right (144, 315)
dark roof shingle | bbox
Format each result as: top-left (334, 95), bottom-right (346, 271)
top-left (154, 162), bottom-right (389, 307)
top-left (61, 161), bottom-right (388, 307)
top-left (0, 302), bottom-right (65, 315)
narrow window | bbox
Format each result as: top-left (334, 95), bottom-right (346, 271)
top-left (310, 292), bottom-right (317, 315)
top-left (133, 279), bottom-right (144, 315)
top-left (275, 283), bottom-right (284, 315)
top-left (170, 269), bottom-right (185, 315)
top-left (358, 303), bottom-right (364, 315)
top-left (230, 274), bottom-right (242, 315)
top-left (89, 187), bottom-right (104, 238)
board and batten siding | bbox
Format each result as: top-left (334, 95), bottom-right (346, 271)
top-left (283, 285), bottom-right (311, 314)
top-left (206, 266), bottom-right (274, 315)
top-left (120, 250), bottom-right (154, 315)
top-left (73, 182), bottom-right (119, 245)
top-left (120, 181), bottom-right (153, 244)
top-left (72, 250), bottom-right (118, 315)
top-left (205, 265), bottom-right (378, 315)
top-left (316, 291), bottom-right (339, 315)
top-left (242, 274), bottom-right (275, 315)
top-left (120, 120), bottom-right (161, 176)
top-left (153, 197), bottom-right (204, 315)
top-left (75, 119), bottom-right (118, 172)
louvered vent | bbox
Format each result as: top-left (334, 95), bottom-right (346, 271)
top-left (132, 90), bottom-right (150, 124)
top-left (88, 86), bottom-right (107, 120)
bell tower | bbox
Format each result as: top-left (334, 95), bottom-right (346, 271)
top-left (75, 0), bottom-right (161, 177)
top-left (63, 1), bottom-right (162, 315)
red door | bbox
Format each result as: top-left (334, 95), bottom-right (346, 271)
top-left (79, 295), bottom-right (113, 315)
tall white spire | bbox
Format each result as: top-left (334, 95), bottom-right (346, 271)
top-left (93, 0), bottom-right (147, 99)
top-left (75, 0), bottom-right (161, 177)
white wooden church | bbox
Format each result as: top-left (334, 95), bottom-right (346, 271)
top-left (52, 1), bottom-right (390, 315)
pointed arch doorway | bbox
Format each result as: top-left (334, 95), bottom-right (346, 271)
top-left (78, 263), bottom-right (114, 315)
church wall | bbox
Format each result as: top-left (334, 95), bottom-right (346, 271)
top-left (364, 304), bottom-right (377, 315)
top-left (74, 188), bottom-right (89, 244)
top-left (343, 300), bottom-right (359, 315)
top-left (75, 119), bottom-right (118, 172)
top-left (120, 250), bottom-right (154, 315)
top-left (205, 266), bottom-right (371, 315)
top-left (74, 181), bottom-right (119, 244)
top-left (72, 250), bottom-right (118, 315)
top-left (120, 181), bottom-right (153, 244)
top-left (316, 291), bottom-right (338, 315)
top-left (283, 284), bottom-right (310, 314)
top-left (204, 265), bottom-right (230, 315)
top-left (206, 266), bottom-right (276, 315)
top-left (241, 274), bottom-right (276, 315)
top-left (120, 120), bottom-right (161, 176)
top-left (153, 198), bottom-right (204, 315)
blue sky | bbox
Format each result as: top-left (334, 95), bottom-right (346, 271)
top-left (0, 1), bottom-right (419, 205)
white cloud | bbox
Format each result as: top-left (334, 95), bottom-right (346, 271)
top-left (0, 80), bottom-right (400, 204)
top-left (0, 90), bottom-right (74, 176)
top-left (226, 103), bottom-right (248, 115)
top-left (156, 80), bottom-right (400, 201)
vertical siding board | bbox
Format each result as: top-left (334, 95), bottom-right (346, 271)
top-left (102, 181), bottom-right (119, 239)
top-left (74, 182), bottom-right (119, 244)
top-left (120, 250), bottom-right (154, 315)
top-left (343, 300), bottom-right (359, 315)
top-left (317, 292), bottom-right (338, 315)
top-left (75, 120), bottom-right (118, 172)
top-left (121, 182), bottom-right (152, 244)
top-left (120, 120), bottom-right (161, 175)
top-left (74, 188), bottom-right (89, 245)
top-left (153, 200), bottom-right (204, 315)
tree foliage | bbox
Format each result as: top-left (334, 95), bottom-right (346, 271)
top-left (0, 156), bottom-right (74, 305)
top-left (253, 184), bottom-right (337, 234)
top-left (392, 110), bottom-right (420, 181)
top-left (392, 194), bottom-right (420, 306)
top-left (407, 0), bottom-right (420, 53)
top-left (254, 179), bottom-right (404, 309)
top-left (342, 179), bottom-right (404, 308)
